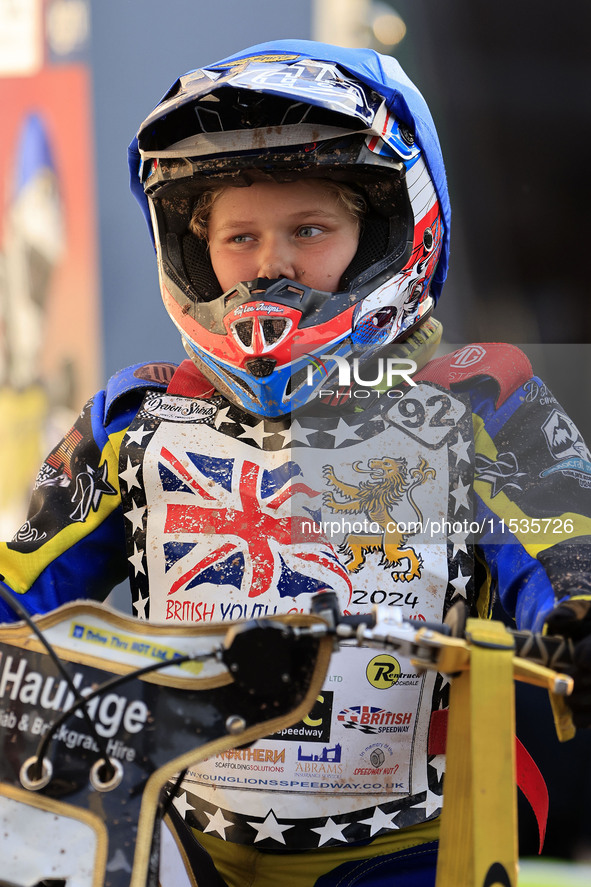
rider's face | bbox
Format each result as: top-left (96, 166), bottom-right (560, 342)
top-left (207, 180), bottom-right (360, 294)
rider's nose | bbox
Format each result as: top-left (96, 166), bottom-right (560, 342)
top-left (256, 238), bottom-right (297, 281)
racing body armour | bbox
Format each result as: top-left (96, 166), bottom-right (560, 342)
top-left (119, 378), bottom-right (476, 850)
top-left (4, 344), bottom-right (591, 846)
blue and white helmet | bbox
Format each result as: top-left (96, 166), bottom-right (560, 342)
top-left (129, 40), bottom-right (451, 417)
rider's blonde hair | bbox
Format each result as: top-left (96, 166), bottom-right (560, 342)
top-left (189, 178), bottom-right (366, 241)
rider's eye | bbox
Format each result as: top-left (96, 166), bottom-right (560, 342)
top-left (297, 225), bottom-right (322, 238)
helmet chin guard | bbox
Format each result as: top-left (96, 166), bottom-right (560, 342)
top-left (171, 277), bottom-right (358, 416)
top-left (131, 41), bottom-right (450, 417)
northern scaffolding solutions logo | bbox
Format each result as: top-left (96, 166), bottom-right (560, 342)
top-left (306, 354), bottom-right (418, 389)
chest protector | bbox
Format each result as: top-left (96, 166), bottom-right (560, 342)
top-left (118, 380), bottom-right (476, 850)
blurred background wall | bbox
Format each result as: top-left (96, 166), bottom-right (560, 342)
top-left (91, 0), bottom-right (315, 378)
top-left (0, 0), bottom-right (101, 533)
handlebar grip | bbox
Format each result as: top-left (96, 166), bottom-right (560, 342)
top-left (512, 630), bottom-right (575, 670)
top-left (310, 592), bottom-right (575, 671)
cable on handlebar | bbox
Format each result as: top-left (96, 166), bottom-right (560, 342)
top-left (31, 649), bottom-right (219, 785)
top-left (160, 767), bottom-right (189, 816)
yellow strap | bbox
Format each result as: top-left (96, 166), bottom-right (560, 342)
top-left (436, 619), bottom-right (518, 887)
top-left (549, 692), bottom-right (576, 742)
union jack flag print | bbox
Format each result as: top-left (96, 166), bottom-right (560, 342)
top-left (149, 435), bottom-right (352, 606)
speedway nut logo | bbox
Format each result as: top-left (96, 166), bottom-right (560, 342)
top-left (354, 741), bottom-right (400, 777)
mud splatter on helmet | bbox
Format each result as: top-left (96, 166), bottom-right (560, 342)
top-left (129, 40), bottom-right (450, 417)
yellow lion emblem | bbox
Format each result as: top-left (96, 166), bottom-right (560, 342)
top-left (322, 456), bottom-right (435, 581)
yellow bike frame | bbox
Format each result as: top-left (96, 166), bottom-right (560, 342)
top-left (406, 618), bottom-right (574, 887)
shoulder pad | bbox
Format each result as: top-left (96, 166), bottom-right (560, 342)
top-left (417, 343), bottom-right (532, 406)
top-left (167, 359), bottom-right (216, 398)
top-left (104, 361), bottom-right (178, 423)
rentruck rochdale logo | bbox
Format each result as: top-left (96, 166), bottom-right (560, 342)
top-left (305, 355), bottom-right (418, 389)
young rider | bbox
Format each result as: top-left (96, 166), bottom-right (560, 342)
top-left (2, 39), bottom-right (591, 886)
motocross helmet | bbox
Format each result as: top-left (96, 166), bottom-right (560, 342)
top-left (129, 40), bottom-right (450, 417)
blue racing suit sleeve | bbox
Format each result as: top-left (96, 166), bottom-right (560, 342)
top-left (0, 385), bottom-right (141, 622)
top-left (466, 374), bottom-right (591, 632)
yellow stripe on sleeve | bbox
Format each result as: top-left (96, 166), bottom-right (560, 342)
top-left (0, 428), bottom-right (127, 595)
top-left (473, 414), bottom-right (591, 557)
